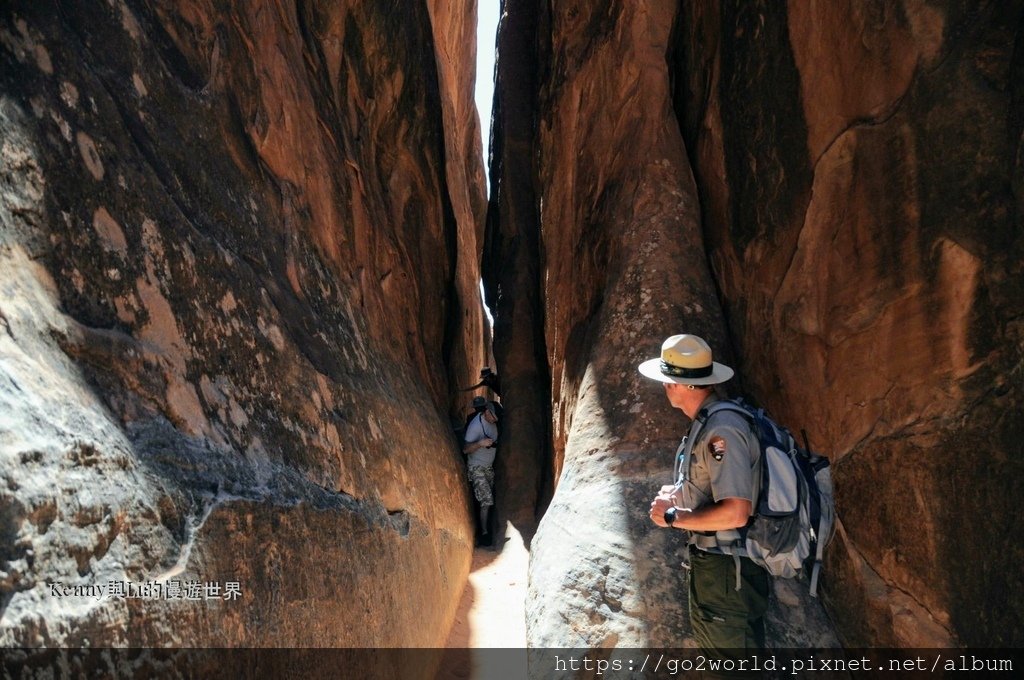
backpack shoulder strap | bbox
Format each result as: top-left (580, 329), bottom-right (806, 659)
top-left (707, 399), bottom-right (796, 453)
top-left (466, 412), bottom-right (484, 438)
top-left (700, 400), bottom-right (759, 440)
top-left (702, 398), bottom-right (755, 421)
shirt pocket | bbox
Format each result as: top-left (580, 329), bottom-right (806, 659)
top-left (679, 479), bottom-right (711, 510)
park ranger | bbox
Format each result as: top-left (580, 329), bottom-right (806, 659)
top-left (640, 334), bottom-right (767, 668)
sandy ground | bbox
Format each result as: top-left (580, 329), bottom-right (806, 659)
top-left (438, 522), bottom-right (531, 680)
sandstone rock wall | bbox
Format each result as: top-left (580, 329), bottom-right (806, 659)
top-left (485, 0), bottom-right (552, 532)
top-left (493, 0), bottom-right (1022, 651)
top-left (674, 0), bottom-right (1024, 647)
top-left (1, 0), bottom-right (486, 652)
top-left (490, 0), bottom-right (835, 648)
top-left (520, 0), bottom-right (735, 646)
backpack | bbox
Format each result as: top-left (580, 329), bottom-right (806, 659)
top-left (692, 399), bottom-right (836, 597)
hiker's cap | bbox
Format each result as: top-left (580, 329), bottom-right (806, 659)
top-left (637, 334), bottom-right (734, 385)
top-left (472, 396), bottom-right (487, 410)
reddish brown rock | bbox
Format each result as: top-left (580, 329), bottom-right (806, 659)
top-left (490, 0), bottom-right (836, 648)
top-left (494, 0), bottom-right (1022, 652)
top-left (675, 0), bottom-right (1024, 647)
top-left (485, 0), bottom-right (552, 533)
top-left (1, 0), bottom-right (486, 654)
top-left (426, 0), bottom-right (491, 400)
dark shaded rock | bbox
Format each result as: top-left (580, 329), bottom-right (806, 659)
top-left (485, 0), bottom-right (552, 533)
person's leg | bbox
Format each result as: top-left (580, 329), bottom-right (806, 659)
top-left (469, 465), bottom-right (496, 545)
top-left (479, 466), bottom-right (496, 545)
top-left (479, 505), bottom-right (491, 538)
top-left (688, 549), bottom-right (769, 678)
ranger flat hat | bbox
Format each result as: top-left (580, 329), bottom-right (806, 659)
top-left (637, 334), bottom-right (734, 385)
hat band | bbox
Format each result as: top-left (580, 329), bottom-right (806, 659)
top-left (660, 361), bottom-right (713, 379)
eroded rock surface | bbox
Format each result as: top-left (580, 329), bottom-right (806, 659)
top-left (490, 0), bottom-right (836, 649)
top-left (675, 0), bottom-right (1024, 647)
top-left (1, 0), bottom-right (486, 652)
top-left (494, 0), bottom-right (1022, 651)
top-left (484, 0), bottom-right (551, 534)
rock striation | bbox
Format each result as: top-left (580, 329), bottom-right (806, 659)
top-left (674, 0), bottom-right (1024, 648)
top-left (493, 0), bottom-right (1023, 651)
top-left (484, 0), bottom-right (552, 535)
top-left (491, 0), bottom-right (835, 649)
top-left (1, 0), bottom-right (486, 654)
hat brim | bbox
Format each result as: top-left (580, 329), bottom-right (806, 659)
top-left (637, 358), bottom-right (734, 385)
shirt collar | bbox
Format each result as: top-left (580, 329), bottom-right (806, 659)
top-left (692, 392), bottom-right (720, 425)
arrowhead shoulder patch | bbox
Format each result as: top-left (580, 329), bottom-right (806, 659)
top-left (709, 436), bottom-right (727, 462)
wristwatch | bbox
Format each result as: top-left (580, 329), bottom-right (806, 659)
top-left (664, 507), bottom-right (676, 526)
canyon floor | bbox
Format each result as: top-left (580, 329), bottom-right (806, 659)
top-left (439, 522), bottom-right (532, 679)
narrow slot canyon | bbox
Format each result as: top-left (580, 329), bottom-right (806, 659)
top-left (1, 0), bottom-right (1023, 677)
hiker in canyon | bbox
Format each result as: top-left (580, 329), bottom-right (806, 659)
top-left (463, 396), bottom-right (501, 547)
top-left (641, 334), bottom-right (768, 666)
top-left (462, 366), bottom-right (502, 397)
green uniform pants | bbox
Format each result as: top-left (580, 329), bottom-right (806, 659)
top-left (688, 547), bottom-right (769, 677)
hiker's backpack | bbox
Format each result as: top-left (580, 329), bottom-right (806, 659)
top-left (688, 399), bottom-right (836, 596)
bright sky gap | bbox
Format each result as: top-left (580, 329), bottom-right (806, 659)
top-left (477, 2), bottom-right (499, 329)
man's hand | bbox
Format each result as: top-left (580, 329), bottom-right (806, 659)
top-left (652, 497), bottom-right (751, 532)
top-left (659, 485), bottom-right (683, 503)
top-left (463, 437), bottom-right (494, 455)
top-left (650, 495), bottom-right (675, 528)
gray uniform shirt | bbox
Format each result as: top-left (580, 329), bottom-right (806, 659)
top-left (677, 396), bottom-right (761, 527)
